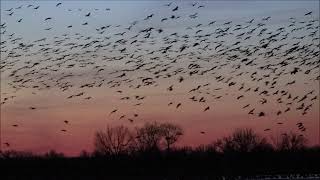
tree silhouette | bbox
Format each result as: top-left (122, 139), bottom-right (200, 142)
top-left (135, 122), bottom-right (164, 152)
top-left (160, 122), bottom-right (183, 152)
top-left (134, 122), bottom-right (183, 152)
top-left (272, 132), bottom-right (307, 152)
top-left (1, 125), bottom-right (320, 179)
top-left (44, 150), bottom-right (65, 159)
top-left (94, 125), bottom-right (134, 156)
top-left (213, 128), bottom-right (269, 153)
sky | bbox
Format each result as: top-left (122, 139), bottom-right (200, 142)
top-left (0, 1), bottom-right (319, 156)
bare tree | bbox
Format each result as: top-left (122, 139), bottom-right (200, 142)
top-left (94, 125), bottom-right (134, 156)
top-left (160, 122), bottom-right (183, 151)
top-left (231, 128), bottom-right (265, 152)
top-left (135, 122), bottom-right (164, 152)
top-left (213, 128), bottom-right (269, 153)
top-left (44, 150), bottom-right (65, 159)
top-left (213, 136), bottom-right (235, 153)
top-left (134, 122), bottom-right (183, 152)
top-left (272, 132), bottom-right (307, 151)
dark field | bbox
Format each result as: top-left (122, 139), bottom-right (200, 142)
top-left (1, 145), bottom-right (320, 179)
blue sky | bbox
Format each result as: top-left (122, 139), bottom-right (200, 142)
top-left (1, 1), bottom-right (319, 42)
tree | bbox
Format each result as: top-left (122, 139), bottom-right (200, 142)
top-left (94, 125), bottom-right (134, 156)
top-left (160, 122), bottom-right (183, 151)
top-left (44, 150), bottom-right (65, 159)
top-left (79, 150), bottom-right (90, 158)
top-left (135, 122), bottom-right (183, 152)
top-left (135, 122), bottom-right (164, 152)
top-left (213, 128), bottom-right (270, 153)
top-left (272, 132), bottom-right (307, 151)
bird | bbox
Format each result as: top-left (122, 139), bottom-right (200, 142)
top-left (304, 11), bottom-right (312, 16)
top-left (191, 2), bottom-right (198, 6)
top-left (176, 103), bottom-right (181, 108)
top-left (44, 17), bottom-right (52, 21)
top-left (63, 120), bottom-right (69, 124)
top-left (243, 104), bottom-right (250, 109)
top-left (178, 76), bottom-right (184, 83)
top-left (144, 14), bottom-right (154, 20)
top-left (258, 112), bottom-right (265, 117)
top-left (85, 12), bottom-right (91, 17)
top-left (164, 2), bottom-right (172, 6)
top-left (161, 18), bottom-right (168, 22)
top-left (262, 16), bottom-right (271, 21)
top-left (204, 106), bottom-right (210, 112)
top-left (276, 111), bottom-right (282, 116)
top-left (56, 2), bottom-right (62, 7)
top-left (172, 6), bottom-right (178, 11)
top-left (109, 109), bottom-right (117, 115)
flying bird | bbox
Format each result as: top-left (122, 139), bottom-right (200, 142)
top-left (176, 103), bottom-right (181, 108)
top-left (304, 11), bottom-right (312, 16)
top-left (204, 106), bottom-right (210, 112)
top-left (109, 109), bottom-right (118, 115)
top-left (172, 6), bottom-right (178, 11)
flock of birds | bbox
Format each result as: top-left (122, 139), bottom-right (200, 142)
top-left (1, 2), bottom-right (319, 148)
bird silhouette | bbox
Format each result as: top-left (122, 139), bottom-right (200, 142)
top-left (172, 6), bottom-right (178, 11)
top-left (258, 112), bottom-right (265, 117)
top-left (304, 11), bottom-right (312, 16)
top-left (203, 106), bottom-right (210, 112)
top-left (176, 103), bottom-right (181, 108)
top-left (109, 109), bottom-right (117, 115)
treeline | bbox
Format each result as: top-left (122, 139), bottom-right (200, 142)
top-left (0, 122), bottom-right (319, 179)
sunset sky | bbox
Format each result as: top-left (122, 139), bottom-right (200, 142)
top-left (1, 1), bottom-right (319, 156)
